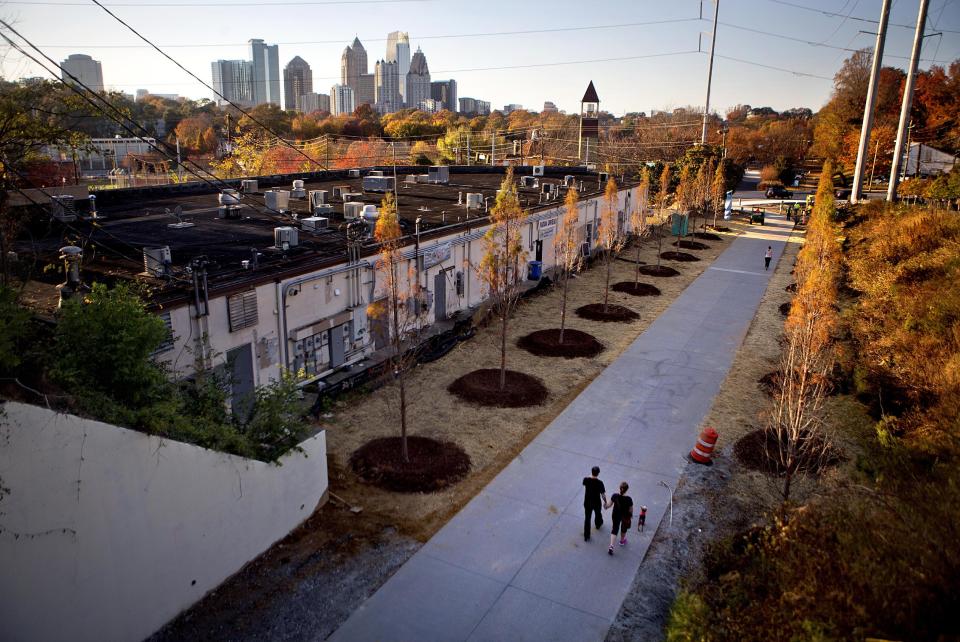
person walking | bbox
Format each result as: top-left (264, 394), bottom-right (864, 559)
top-left (582, 466), bottom-right (607, 541)
top-left (764, 246), bottom-right (773, 271)
top-left (606, 481), bottom-right (633, 555)
top-left (637, 505), bottom-right (647, 533)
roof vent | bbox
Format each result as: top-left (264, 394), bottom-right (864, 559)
top-left (291, 180), bottom-right (306, 199)
top-left (532, 165), bottom-right (545, 177)
top-left (218, 189), bottom-right (240, 205)
top-left (51, 195), bottom-right (77, 222)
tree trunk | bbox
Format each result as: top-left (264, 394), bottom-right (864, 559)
top-left (603, 252), bottom-right (612, 312)
top-left (399, 366), bottom-right (409, 463)
top-left (635, 240), bottom-right (641, 285)
top-left (499, 309), bottom-right (508, 390)
top-left (559, 273), bottom-right (569, 344)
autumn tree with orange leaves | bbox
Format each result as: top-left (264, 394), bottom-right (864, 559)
top-left (553, 185), bottom-right (582, 343)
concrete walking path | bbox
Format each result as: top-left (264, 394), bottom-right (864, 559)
top-left (330, 216), bottom-right (795, 642)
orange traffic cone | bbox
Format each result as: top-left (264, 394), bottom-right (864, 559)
top-left (690, 427), bottom-right (718, 464)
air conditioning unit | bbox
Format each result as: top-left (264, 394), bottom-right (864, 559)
top-left (564, 175), bottom-right (575, 187)
top-left (348, 169), bottom-right (361, 177)
top-left (466, 193), bottom-right (483, 209)
top-left (598, 172), bottom-right (609, 184)
top-left (343, 202), bottom-right (364, 219)
top-left (291, 179), bottom-right (306, 199)
top-left (143, 246), bottom-right (172, 277)
top-left (309, 190), bottom-right (328, 208)
top-left (218, 189), bottom-right (240, 205)
top-left (404, 175), bottom-right (418, 185)
top-left (415, 174), bottom-right (430, 184)
top-left (218, 205), bottom-right (242, 219)
top-left (541, 183), bottom-right (555, 194)
top-left (532, 165), bottom-right (545, 177)
top-left (300, 216), bottom-right (329, 232)
top-left (51, 195), bottom-right (77, 222)
top-left (362, 175), bottom-right (395, 193)
top-left (313, 204), bottom-right (334, 217)
top-left (332, 185), bottom-right (349, 199)
top-left (368, 170), bottom-right (384, 177)
top-left (265, 190), bottom-right (290, 212)
top-left (520, 176), bottom-right (537, 188)
top-left (342, 192), bottom-right (363, 203)
top-left (274, 226), bottom-right (299, 249)
top-left (241, 180), bottom-right (258, 193)
top-left (428, 166), bottom-right (450, 184)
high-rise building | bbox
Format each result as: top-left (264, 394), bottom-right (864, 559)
top-left (283, 56), bottom-right (313, 112)
top-left (331, 84), bottom-right (355, 116)
top-left (430, 79), bottom-right (457, 112)
top-left (543, 101), bottom-right (558, 113)
top-left (406, 48), bottom-right (431, 111)
top-left (60, 54), bottom-right (104, 92)
top-left (341, 37), bottom-right (375, 106)
top-left (300, 93), bottom-right (330, 114)
top-left (374, 60), bottom-right (401, 114)
top-left (249, 39), bottom-right (281, 106)
top-left (385, 31), bottom-right (410, 106)
top-left (211, 59), bottom-right (254, 106)
top-left (503, 104), bottom-right (523, 114)
top-left (458, 97), bottom-right (490, 115)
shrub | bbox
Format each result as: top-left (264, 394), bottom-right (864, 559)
top-left (0, 286), bottom-right (31, 375)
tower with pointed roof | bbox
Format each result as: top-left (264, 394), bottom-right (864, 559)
top-left (340, 37), bottom-right (374, 105)
top-left (406, 47), bottom-right (431, 111)
top-left (579, 80), bottom-right (600, 164)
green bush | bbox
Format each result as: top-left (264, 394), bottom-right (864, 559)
top-left (0, 286), bottom-right (31, 375)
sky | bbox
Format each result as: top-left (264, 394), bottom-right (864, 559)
top-left (2, 0), bottom-right (959, 116)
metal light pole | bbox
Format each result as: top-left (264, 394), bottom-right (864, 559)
top-left (414, 216), bottom-right (423, 294)
top-left (888, 0), bottom-right (930, 201)
top-left (851, 0), bottom-right (892, 204)
top-left (658, 480), bottom-right (674, 527)
top-left (701, 0), bottom-right (720, 144)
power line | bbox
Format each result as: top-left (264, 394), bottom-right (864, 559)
top-left (764, 0), bottom-right (960, 34)
top-left (9, 0), bottom-right (429, 5)
top-left (711, 53), bottom-right (834, 80)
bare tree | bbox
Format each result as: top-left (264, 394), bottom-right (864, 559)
top-left (369, 191), bottom-right (425, 462)
top-left (553, 185), bottom-right (582, 343)
top-left (477, 168), bottom-right (527, 390)
top-left (597, 177), bottom-right (627, 312)
top-left (631, 167), bottom-right (651, 284)
top-left (655, 165), bottom-right (672, 268)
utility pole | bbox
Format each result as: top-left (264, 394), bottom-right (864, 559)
top-left (701, 0), bottom-right (720, 144)
top-left (490, 132), bottom-right (495, 166)
top-left (887, 0), bottom-right (930, 201)
top-left (869, 137), bottom-right (881, 189)
top-left (851, 0), bottom-right (892, 204)
top-left (467, 134), bottom-right (471, 166)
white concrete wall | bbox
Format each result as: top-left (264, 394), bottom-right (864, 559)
top-left (0, 402), bottom-right (328, 642)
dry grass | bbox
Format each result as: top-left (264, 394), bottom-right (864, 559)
top-left (321, 222), bottom-right (744, 541)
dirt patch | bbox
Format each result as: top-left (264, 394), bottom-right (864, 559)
top-left (779, 302), bottom-right (792, 316)
top-left (575, 303), bottom-right (640, 322)
top-left (733, 428), bottom-right (843, 476)
top-left (672, 240), bottom-right (711, 250)
top-left (708, 226), bottom-right (732, 233)
top-left (660, 251), bottom-right (701, 262)
top-left (638, 265), bottom-right (681, 277)
top-left (517, 328), bottom-right (605, 359)
top-left (612, 281), bottom-right (661, 297)
top-left (350, 436), bottom-right (472, 493)
top-left (448, 368), bottom-right (549, 408)
top-left (692, 232), bottom-right (723, 241)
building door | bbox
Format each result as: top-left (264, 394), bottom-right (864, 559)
top-left (329, 324), bottom-right (346, 367)
top-left (369, 299), bottom-right (389, 350)
top-left (225, 344), bottom-right (255, 421)
top-left (534, 239), bottom-right (543, 262)
top-left (434, 273), bottom-right (447, 323)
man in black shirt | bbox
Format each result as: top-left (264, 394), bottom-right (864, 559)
top-left (582, 466), bottom-right (608, 541)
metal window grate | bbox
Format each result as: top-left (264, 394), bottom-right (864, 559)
top-left (227, 290), bottom-right (258, 332)
top-left (153, 311), bottom-right (174, 354)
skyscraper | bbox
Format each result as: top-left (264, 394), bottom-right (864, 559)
top-left (406, 48), bottom-right (431, 111)
top-left (283, 56), bottom-right (313, 112)
top-left (430, 79), bottom-right (457, 112)
top-left (60, 54), bottom-right (104, 92)
top-left (385, 31), bottom-right (410, 106)
top-left (300, 93), bottom-right (330, 114)
top-left (331, 84), bottom-right (355, 116)
top-left (374, 60), bottom-right (401, 114)
top-left (211, 59), bottom-right (253, 106)
top-left (249, 39), bottom-right (281, 106)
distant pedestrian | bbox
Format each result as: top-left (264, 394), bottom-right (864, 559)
top-left (582, 466), bottom-right (607, 542)
top-left (606, 482), bottom-right (633, 555)
top-left (764, 246), bottom-right (773, 271)
top-left (637, 506), bottom-right (647, 533)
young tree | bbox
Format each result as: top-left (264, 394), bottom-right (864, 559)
top-left (711, 159), bottom-right (726, 229)
top-left (553, 186), bottom-right (582, 344)
top-left (369, 191), bottom-right (423, 462)
top-left (631, 168), bottom-right (651, 285)
top-left (674, 165), bottom-right (694, 245)
top-left (477, 167), bottom-right (527, 390)
top-left (597, 177), bottom-right (627, 312)
top-left (655, 165), bottom-right (672, 268)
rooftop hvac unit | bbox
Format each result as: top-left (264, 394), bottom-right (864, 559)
top-left (541, 183), bottom-right (555, 194)
top-left (218, 189), bottom-right (240, 205)
top-left (428, 166), bottom-right (450, 184)
top-left (368, 170), bottom-right (384, 177)
top-left (466, 193), bottom-right (483, 209)
top-left (291, 179), bottom-right (306, 199)
top-left (51, 195), bottom-right (77, 222)
top-left (313, 204), bottom-right (334, 217)
top-left (532, 165), bottom-right (545, 177)
top-left (348, 169), bottom-right (361, 178)
top-left (415, 174), bottom-right (430, 184)
top-left (143, 246), bottom-right (172, 277)
top-left (343, 202), bottom-right (365, 219)
top-left (564, 175), bottom-right (575, 187)
top-left (520, 176), bottom-right (537, 188)
top-left (300, 216), bottom-right (329, 232)
top-left (361, 204), bottom-right (379, 222)
top-left (342, 192), bottom-right (363, 203)
top-left (218, 205), bottom-right (242, 219)
top-left (265, 190), bottom-right (290, 212)
top-left (362, 175), bottom-right (395, 193)
top-left (274, 226), bottom-right (299, 249)
top-left (332, 185), bottom-right (349, 199)
top-left (309, 190), bottom-right (328, 208)
top-left (598, 172), bottom-right (609, 184)
top-left (404, 175), bottom-right (418, 185)
top-left (241, 180), bottom-right (258, 193)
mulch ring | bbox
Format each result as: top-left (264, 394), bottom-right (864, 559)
top-left (575, 303), bottom-right (640, 322)
top-left (708, 226), bottom-right (732, 233)
top-left (672, 240), bottom-right (711, 250)
top-left (517, 328), bottom-right (604, 358)
top-left (615, 256), bottom-right (646, 264)
top-left (638, 264), bottom-right (681, 278)
top-left (734, 428), bottom-right (844, 477)
top-left (660, 251), bottom-right (701, 262)
top-left (779, 302), bottom-right (792, 316)
top-left (785, 283), bottom-right (797, 293)
top-left (612, 281), bottom-right (661, 296)
top-left (448, 368), bottom-right (549, 408)
top-left (350, 436), bottom-right (472, 493)
top-left (692, 232), bottom-right (723, 241)
top-left (757, 370), bottom-right (834, 396)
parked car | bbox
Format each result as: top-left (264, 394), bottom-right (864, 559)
top-left (765, 185), bottom-right (792, 199)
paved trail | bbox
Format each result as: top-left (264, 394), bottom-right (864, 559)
top-left (331, 216), bottom-right (794, 642)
